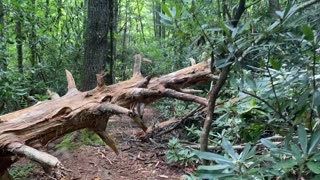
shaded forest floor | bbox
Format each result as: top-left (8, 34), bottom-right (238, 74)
top-left (10, 106), bottom-right (188, 180)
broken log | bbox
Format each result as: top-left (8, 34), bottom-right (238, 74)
top-left (0, 57), bottom-right (215, 176)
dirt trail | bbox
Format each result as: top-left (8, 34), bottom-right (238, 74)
top-left (10, 106), bottom-right (186, 180)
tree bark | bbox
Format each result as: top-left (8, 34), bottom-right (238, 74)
top-left (199, 0), bottom-right (247, 165)
top-left (0, 58), bottom-right (215, 175)
top-left (136, 0), bottom-right (146, 44)
top-left (81, 0), bottom-right (114, 91)
top-left (160, 0), bottom-right (166, 39)
top-left (0, 0), bottom-right (7, 71)
top-left (15, 13), bottom-right (23, 74)
top-left (268, 0), bottom-right (280, 17)
top-left (29, 0), bottom-right (37, 67)
top-left (153, 1), bottom-right (162, 38)
top-left (120, 0), bottom-right (129, 80)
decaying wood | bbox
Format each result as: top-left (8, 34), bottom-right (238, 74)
top-left (137, 105), bottom-right (205, 139)
top-left (139, 97), bottom-right (238, 139)
top-left (0, 56), bottom-right (215, 176)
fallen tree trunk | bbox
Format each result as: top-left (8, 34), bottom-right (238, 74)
top-left (0, 58), bottom-right (215, 177)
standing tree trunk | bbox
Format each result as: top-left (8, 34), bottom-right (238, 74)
top-left (29, 0), bottom-right (37, 67)
top-left (153, 1), bottom-right (161, 38)
top-left (136, 0), bottom-right (146, 44)
top-left (0, 0), bottom-right (7, 71)
top-left (160, 0), bottom-right (166, 39)
top-left (268, 0), bottom-right (280, 17)
top-left (199, 0), bottom-right (247, 165)
top-left (121, 0), bottom-right (129, 80)
top-left (15, 13), bottom-right (23, 74)
top-left (81, 0), bottom-right (115, 91)
top-left (108, 0), bottom-right (118, 84)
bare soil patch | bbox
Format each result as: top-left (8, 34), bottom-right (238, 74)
top-left (10, 106), bottom-right (187, 180)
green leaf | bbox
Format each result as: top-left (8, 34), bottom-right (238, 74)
top-left (158, 12), bottom-right (172, 21)
top-left (308, 129), bottom-right (320, 155)
top-left (239, 143), bottom-right (252, 161)
top-left (307, 162), bottom-right (320, 174)
top-left (219, 21), bottom-right (230, 36)
top-left (216, 113), bottom-right (229, 122)
top-left (170, 8), bottom-right (176, 18)
top-left (245, 73), bottom-right (256, 90)
top-left (313, 89), bottom-right (320, 106)
top-left (261, 138), bottom-right (277, 149)
top-left (312, 153), bottom-right (320, 161)
top-left (290, 144), bottom-right (302, 162)
top-left (197, 172), bottom-right (235, 179)
top-left (238, 21), bottom-right (251, 34)
top-left (312, 175), bottom-right (320, 180)
top-left (161, 4), bottom-right (172, 18)
top-left (194, 151), bottom-right (234, 166)
top-left (284, 4), bottom-right (298, 19)
top-left (206, 27), bottom-right (223, 32)
top-left (231, 28), bottom-right (238, 38)
top-left (274, 159), bottom-right (297, 169)
top-left (160, 19), bottom-right (173, 26)
top-left (222, 138), bottom-right (238, 161)
top-left (247, 145), bottom-right (257, 158)
top-left (270, 58), bottom-right (282, 70)
top-left (267, 21), bottom-right (280, 31)
top-left (275, 10), bottom-right (284, 18)
top-left (198, 164), bottom-right (230, 171)
top-left (216, 61), bottom-right (232, 68)
top-left (298, 125), bottom-right (308, 155)
top-left (302, 25), bottom-right (314, 42)
top-left (175, 4), bottom-right (182, 18)
top-left (182, 174), bottom-right (197, 180)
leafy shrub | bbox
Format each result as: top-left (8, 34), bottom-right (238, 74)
top-left (185, 126), bottom-right (320, 179)
top-left (9, 163), bottom-right (37, 179)
top-left (55, 133), bottom-right (80, 151)
top-left (156, 99), bottom-right (198, 119)
top-left (166, 138), bottom-right (198, 167)
top-left (79, 129), bottom-right (104, 146)
top-left (0, 67), bottom-right (49, 114)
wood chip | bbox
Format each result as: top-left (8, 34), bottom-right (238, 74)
top-left (159, 175), bottom-right (169, 178)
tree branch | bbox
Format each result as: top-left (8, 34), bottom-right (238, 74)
top-left (200, 0), bottom-right (247, 165)
top-left (241, 90), bottom-right (286, 120)
top-left (296, 0), bottom-right (320, 13)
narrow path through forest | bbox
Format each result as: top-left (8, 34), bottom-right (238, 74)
top-left (10, 106), bottom-right (186, 180)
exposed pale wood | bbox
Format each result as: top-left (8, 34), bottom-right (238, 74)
top-left (94, 130), bottom-right (119, 155)
top-left (66, 70), bottom-right (77, 91)
top-left (189, 58), bottom-right (196, 66)
top-left (133, 54), bottom-right (152, 77)
top-left (47, 89), bottom-right (60, 100)
top-left (7, 142), bottom-right (61, 168)
top-left (179, 88), bottom-right (203, 94)
top-left (0, 60), bottom-right (214, 174)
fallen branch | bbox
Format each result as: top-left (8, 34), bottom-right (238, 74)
top-left (0, 58), bottom-right (215, 175)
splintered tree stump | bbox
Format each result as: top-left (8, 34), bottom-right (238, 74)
top-left (0, 56), bottom-right (215, 177)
